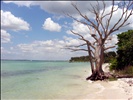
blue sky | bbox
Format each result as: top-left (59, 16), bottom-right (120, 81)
top-left (1, 2), bottom-right (70, 42)
top-left (1, 1), bottom-right (133, 60)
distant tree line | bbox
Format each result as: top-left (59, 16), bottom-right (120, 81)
top-left (69, 51), bottom-right (116, 63)
top-left (69, 56), bottom-right (90, 62)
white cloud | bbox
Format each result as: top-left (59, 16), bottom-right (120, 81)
top-left (63, 36), bottom-right (82, 46)
top-left (72, 21), bottom-right (89, 34)
top-left (1, 29), bottom-right (11, 43)
top-left (1, 47), bottom-right (11, 54)
top-left (99, 5), bottom-right (133, 33)
top-left (52, 15), bottom-right (64, 20)
top-left (66, 21), bottom-right (95, 42)
top-left (0, 37), bottom-right (87, 60)
top-left (66, 21), bottom-right (89, 36)
top-left (17, 44), bottom-right (34, 53)
top-left (16, 41), bottom-right (54, 59)
top-left (1, 10), bottom-right (30, 31)
top-left (3, 1), bottom-right (132, 32)
top-left (105, 34), bottom-right (118, 51)
top-left (3, 1), bottom-right (112, 20)
top-left (17, 37), bottom-right (82, 54)
top-left (67, 5), bottom-right (133, 38)
top-left (42, 18), bottom-right (61, 32)
top-left (3, 1), bottom-right (34, 7)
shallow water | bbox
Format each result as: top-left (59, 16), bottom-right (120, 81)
top-left (1, 60), bottom-right (91, 99)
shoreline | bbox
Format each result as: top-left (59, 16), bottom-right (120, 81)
top-left (1, 62), bottom-right (132, 99)
top-left (76, 63), bottom-right (133, 100)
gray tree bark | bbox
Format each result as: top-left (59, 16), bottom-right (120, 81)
top-left (66, 1), bottom-right (133, 80)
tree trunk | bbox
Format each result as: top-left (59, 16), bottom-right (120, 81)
top-left (86, 69), bottom-right (106, 81)
top-left (87, 43), bottom-right (95, 73)
top-left (86, 59), bottom-right (106, 81)
top-left (86, 44), bottom-right (107, 81)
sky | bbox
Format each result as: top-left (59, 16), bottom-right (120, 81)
top-left (1, 1), bottom-right (133, 60)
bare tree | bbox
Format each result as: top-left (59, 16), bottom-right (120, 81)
top-left (66, 1), bottom-right (133, 80)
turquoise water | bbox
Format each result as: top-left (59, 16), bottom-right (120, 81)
top-left (1, 60), bottom-right (91, 99)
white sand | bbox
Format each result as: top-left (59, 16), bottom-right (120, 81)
top-left (86, 78), bottom-right (133, 100)
top-left (74, 63), bottom-right (133, 100)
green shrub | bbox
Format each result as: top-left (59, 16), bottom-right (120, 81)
top-left (110, 30), bottom-right (133, 71)
top-left (110, 58), bottom-right (118, 71)
top-left (121, 66), bottom-right (133, 75)
top-left (116, 30), bottom-right (133, 70)
top-left (108, 77), bottom-right (118, 81)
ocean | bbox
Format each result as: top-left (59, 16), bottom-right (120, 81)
top-left (1, 60), bottom-right (91, 99)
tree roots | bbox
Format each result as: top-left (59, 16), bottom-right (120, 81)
top-left (86, 71), bottom-right (115, 81)
top-left (86, 71), bottom-right (133, 81)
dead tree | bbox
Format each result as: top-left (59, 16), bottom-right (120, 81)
top-left (66, 1), bottom-right (133, 81)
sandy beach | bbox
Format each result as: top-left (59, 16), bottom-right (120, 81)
top-left (81, 78), bottom-right (133, 100)
top-left (75, 63), bottom-right (133, 100)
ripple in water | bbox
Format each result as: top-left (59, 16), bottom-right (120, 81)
top-left (1, 66), bottom-right (64, 78)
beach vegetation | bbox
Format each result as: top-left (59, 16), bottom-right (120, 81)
top-left (116, 30), bottom-right (133, 70)
top-left (110, 30), bottom-right (133, 77)
top-left (110, 30), bottom-right (133, 70)
top-left (108, 77), bottom-right (118, 81)
top-left (119, 66), bottom-right (133, 76)
top-left (66, 1), bottom-right (133, 81)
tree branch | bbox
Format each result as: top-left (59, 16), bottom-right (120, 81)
top-left (109, 1), bottom-right (133, 35)
top-left (65, 47), bottom-right (88, 52)
top-left (71, 30), bottom-right (95, 49)
top-left (105, 0), bottom-right (115, 34)
top-left (67, 43), bottom-right (87, 48)
top-left (72, 3), bottom-right (102, 38)
top-left (74, 43), bottom-right (87, 48)
top-left (104, 46), bottom-right (115, 51)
